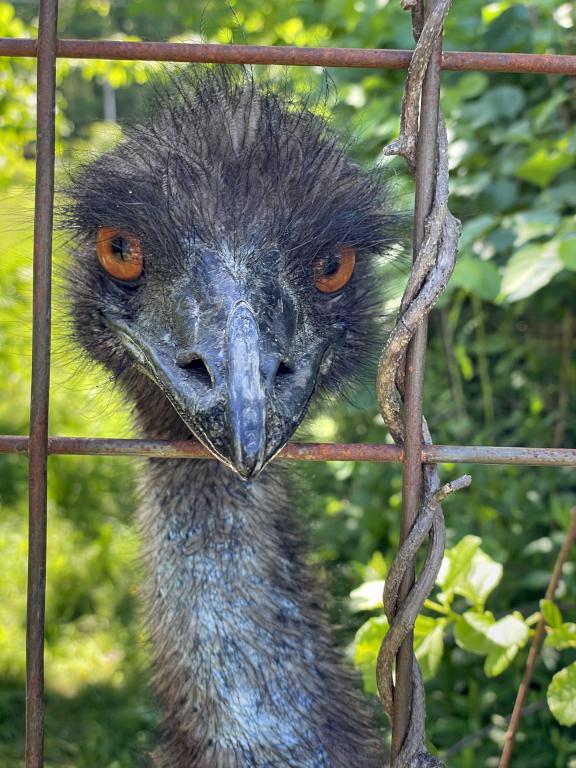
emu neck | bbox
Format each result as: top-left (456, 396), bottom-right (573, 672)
top-left (137, 409), bottom-right (383, 767)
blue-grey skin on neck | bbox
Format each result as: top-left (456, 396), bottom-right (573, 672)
top-left (141, 452), bottom-right (383, 767)
top-left (64, 67), bottom-right (399, 767)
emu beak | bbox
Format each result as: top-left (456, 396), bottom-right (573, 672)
top-left (226, 302), bottom-right (267, 478)
top-left (108, 300), bottom-right (333, 481)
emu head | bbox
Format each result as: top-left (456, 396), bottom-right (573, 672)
top-left (65, 69), bottom-right (397, 479)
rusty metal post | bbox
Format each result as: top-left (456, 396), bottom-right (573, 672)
top-left (26, 0), bottom-right (58, 765)
top-left (390, 1), bottom-right (444, 760)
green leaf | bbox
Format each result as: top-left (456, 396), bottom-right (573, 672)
top-left (516, 140), bottom-right (574, 188)
top-left (511, 211), bottom-right (561, 248)
top-left (442, 72), bottom-right (489, 111)
top-left (436, 536), bottom-right (503, 609)
top-left (450, 259), bottom-right (501, 302)
top-left (559, 236), bottom-right (576, 271)
top-left (456, 73), bottom-right (489, 100)
top-left (545, 623), bottom-right (576, 651)
top-left (533, 92), bottom-right (568, 130)
top-left (349, 580), bottom-right (384, 612)
top-left (458, 215), bottom-right (497, 252)
top-left (548, 662), bottom-right (576, 726)
top-left (486, 615), bottom-right (529, 648)
top-left (540, 182), bottom-right (576, 210)
top-left (470, 86), bottom-right (526, 128)
top-left (484, 643), bottom-right (520, 677)
top-left (455, 345), bottom-right (474, 381)
top-left (460, 550), bottom-right (504, 609)
top-left (483, 178), bottom-right (519, 210)
top-left (364, 551), bottom-right (389, 580)
top-left (353, 616), bottom-right (388, 694)
top-left (483, 6), bottom-right (533, 51)
top-left (540, 599), bottom-right (562, 629)
top-left (454, 611), bottom-right (496, 656)
top-left (500, 241), bottom-right (563, 303)
top-left (437, 535), bottom-right (481, 598)
top-left (414, 619), bottom-right (445, 681)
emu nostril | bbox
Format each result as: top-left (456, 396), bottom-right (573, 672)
top-left (261, 354), bottom-right (294, 388)
top-left (176, 352), bottom-right (213, 389)
top-left (276, 360), bottom-right (294, 379)
top-left (270, 358), bottom-right (295, 388)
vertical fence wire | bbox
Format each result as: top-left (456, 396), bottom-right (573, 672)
top-left (25, 0), bottom-right (58, 765)
top-left (391, 2), bottom-right (444, 760)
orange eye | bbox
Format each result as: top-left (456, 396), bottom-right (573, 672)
top-left (96, 226), bottom-right (143, 281)
top-left (314, 245), bottom-right (356, 293)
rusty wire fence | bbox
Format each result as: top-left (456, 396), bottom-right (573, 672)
top-left (1, 0), bottom-right (576, 766)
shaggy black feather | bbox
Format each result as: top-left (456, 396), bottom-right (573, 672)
top-left (63, 67), bottom-right (401, 395)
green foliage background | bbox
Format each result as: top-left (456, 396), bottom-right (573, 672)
top-left (0, 1), bottom-right (575, 766)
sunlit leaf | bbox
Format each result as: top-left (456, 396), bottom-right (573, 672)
top-left (486, 615), bottom-right (529, 648)
top-left (454, 611), bottom-right (496, 656)
top-left (548, 662), bottom-right (576, 726)
top-left (545, 623), bottom-right (576, 650)
top-left (540, 599), bottom-right (562, 629)
top-left (484, 643), bottom-right (519, 677)
top-left (450, 258), bottom-right (501, 302)
top-left (516, 140), bottom-right (574, 187)
top-left (559, 236), bottom-right (576, 271)
top-left (436, 536), bottom-right (502, 608)
top-left (500, 241), bottom-right (563, 303)
top-left (437, 535), bottom-right (482, 599)
top-left (363, 551), bottom-right (389, 581)
top-left (511, 210), bottom-right (561, 247)
top-left (414, 620), bottom-right (445, 680)
top-left (460, 551), bottom-right (503, 609)
top-left (349, 580), bottom-right (384, 612)
top-left (353, 616), bottom-right (389, 694)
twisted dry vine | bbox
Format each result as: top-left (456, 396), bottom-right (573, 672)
top-left (375, 2), bottom-right (472, 766)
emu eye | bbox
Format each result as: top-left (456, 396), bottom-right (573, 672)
top-left (96, 226), bottom-right (143, 282)
top-left (314, 245), bottom-right (356, 293)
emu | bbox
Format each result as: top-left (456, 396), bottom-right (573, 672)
top-left (64, 68), bottom-right (398, 767)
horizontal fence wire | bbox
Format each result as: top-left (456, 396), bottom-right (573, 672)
top-left (1, 37), bottom-right (576, 74)
top-left (0, 436), bottom-right (575, 466)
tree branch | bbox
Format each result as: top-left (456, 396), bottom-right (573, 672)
top-left (499, 507), bottom-right (576, 768)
